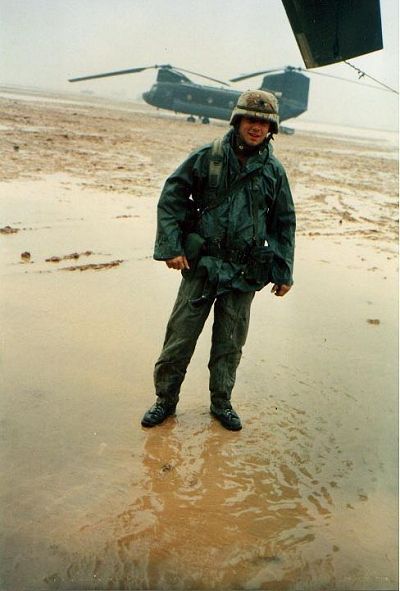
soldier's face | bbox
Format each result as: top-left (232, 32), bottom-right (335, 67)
top-left (238, 116), bottom-right (270, 147)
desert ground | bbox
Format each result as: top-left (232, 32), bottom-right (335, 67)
top-left (0, 88), bottom-right (398, 591)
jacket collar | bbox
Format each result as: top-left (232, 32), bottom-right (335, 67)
top-left (223, 128), bottom-right (271, 171)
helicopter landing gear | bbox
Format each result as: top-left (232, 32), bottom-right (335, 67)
top-left (187, 115), bottom-right (196, 122)
top-left (201, 116), bottom-right (210, 124)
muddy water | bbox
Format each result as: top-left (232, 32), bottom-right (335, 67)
top-left (1, 174), bottom-right (398, 590)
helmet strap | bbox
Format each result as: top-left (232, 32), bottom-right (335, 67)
top-left (266, 132), bottom-right (275, 144)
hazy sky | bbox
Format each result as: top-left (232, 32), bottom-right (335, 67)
top-left (1, 0), bottom-right (398, 130)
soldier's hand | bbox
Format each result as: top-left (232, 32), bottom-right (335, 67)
top-left (165, 255), bottom-right (190, 270)
top-left (271, 284), bottom-right (292, 297)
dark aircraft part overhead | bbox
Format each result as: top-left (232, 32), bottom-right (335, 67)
top-left (281, 0), bottom-right (383, 68)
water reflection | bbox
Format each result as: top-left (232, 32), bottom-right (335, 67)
top-left (54, 400), bottom-right (355, 590)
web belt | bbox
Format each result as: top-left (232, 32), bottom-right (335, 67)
top-left (204, 239), bottom-right (250, 264)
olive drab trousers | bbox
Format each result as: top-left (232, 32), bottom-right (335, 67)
top-left (154, 270), bottom-right (255, 408)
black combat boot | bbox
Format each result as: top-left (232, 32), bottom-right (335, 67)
top-left (141, 401), bottom-right (177, 427)
top-left (210, 403), bottom-right (242, 431)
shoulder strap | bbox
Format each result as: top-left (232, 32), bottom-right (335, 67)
top-left (202, 138), bottom-right (263, 214)
top-left (208, 138), bottom-right (224, 189)
top-left (204, 168), bottom-right (261, 213)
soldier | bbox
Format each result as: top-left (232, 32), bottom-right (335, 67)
top-left (141, 90), bottom-right (295, 431)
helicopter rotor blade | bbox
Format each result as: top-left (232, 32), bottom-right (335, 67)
top-left (69, 66), bottom-right (155, 83)
top-left (231, 64), bottom-right (397, 94)
top-left (230, 68), bottom-right (291, 82)
top-left (69, 63), bottom-right (229, 86)
top-left (176, 67), bottom-right (230, 86)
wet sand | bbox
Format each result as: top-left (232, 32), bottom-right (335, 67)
top-left (0, 89), bottom-right (398, 590)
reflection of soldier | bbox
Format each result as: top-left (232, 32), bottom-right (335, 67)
top-left (142, 90), bottom-right (296, 431)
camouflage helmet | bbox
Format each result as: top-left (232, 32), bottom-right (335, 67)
top-left (230, 89), bottom-right (279, 134)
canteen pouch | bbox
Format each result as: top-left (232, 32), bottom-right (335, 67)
top-left (245, 245), bottom-right (274, 287)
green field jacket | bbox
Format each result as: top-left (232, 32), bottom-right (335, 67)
top-left (154, 129), bottom-right (295, 293)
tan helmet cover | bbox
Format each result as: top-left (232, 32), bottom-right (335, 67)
top-left (230, 89), bottom-right (279, 134)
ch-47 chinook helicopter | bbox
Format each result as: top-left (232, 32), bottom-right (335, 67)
top-left (69, 62), bottom-right (393, 131)
top-left (69, 64), bottom-right (310, 130)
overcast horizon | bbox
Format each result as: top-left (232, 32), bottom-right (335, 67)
top-left (1, 0), bottom-right (398, 131)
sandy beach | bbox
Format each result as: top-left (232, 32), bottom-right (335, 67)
top-left (0, 89), bottom-right (398, 591)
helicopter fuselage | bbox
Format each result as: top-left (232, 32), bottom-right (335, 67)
top-left (143, 81), bottom-right (239, 120)
top-left (142, 68), bottom-right (309, 123)
top-left (69, 65), bottom-right (310, 125)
